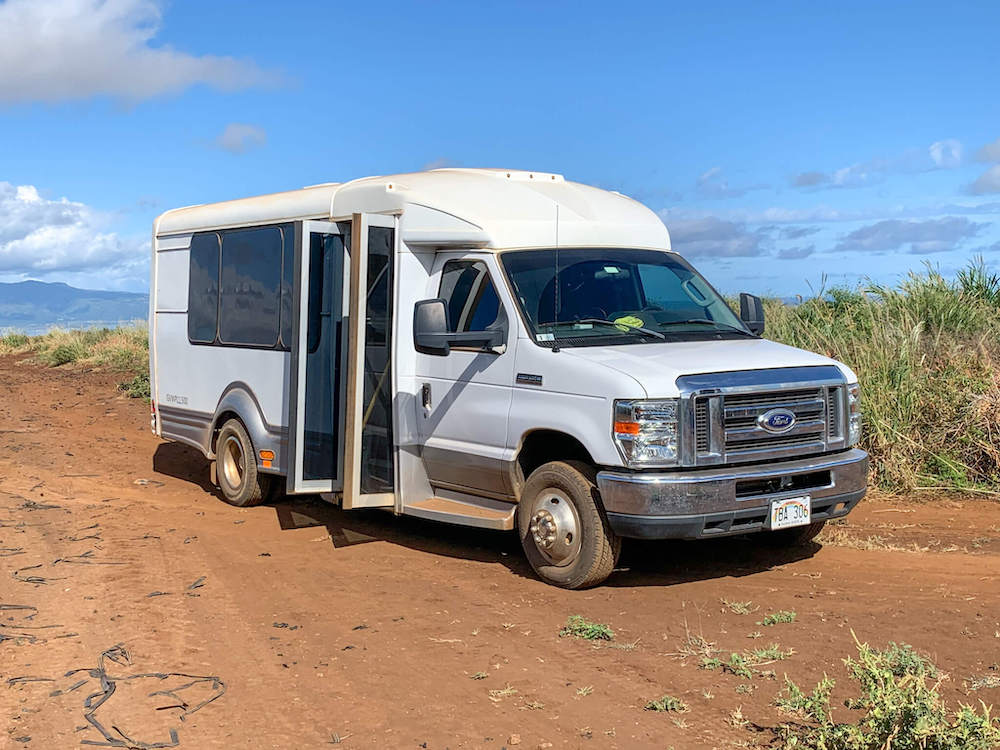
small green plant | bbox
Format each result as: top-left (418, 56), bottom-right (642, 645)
top-left (470, 671), bottom-right (487, 680)
top-left (760, 610), bottom-right (797, 627)
top-left (773, 636), bottom-right (1000, 749)
top-left (701, 652), bottom-right (754, 679)
top-left (749, 644), bottom-right (795, 664)
top-left (644, 694), bottom-right (689, 713)
top-left (118, 372), bottom-right (150, 399)
top-left (560, 615), bottom-right (614, 641)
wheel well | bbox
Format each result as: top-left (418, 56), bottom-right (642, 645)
top-left (516, 430), bottom-right (594, 485)
top-left (211, 410), bottom-right (242, 453)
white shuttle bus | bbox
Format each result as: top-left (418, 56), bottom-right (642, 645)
top-left (150, 169), bottom-right (867, 588)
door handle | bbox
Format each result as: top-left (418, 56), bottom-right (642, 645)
top-left (421, 382), bottom-right (432, 410)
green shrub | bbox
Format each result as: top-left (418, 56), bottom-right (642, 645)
top-left (118, 372), bottom-right (150, 399)
top-left (560, 614), bottom-right (614, 641)
top-left (774, 637), bottom-right (1000, 749)
top-left (40, 341), bottom-right (87, 366)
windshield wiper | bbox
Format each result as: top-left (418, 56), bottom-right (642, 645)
top-left (544, 318), bottom-right (665, 340)
top-left (657, 319), bottom-right (756, 336)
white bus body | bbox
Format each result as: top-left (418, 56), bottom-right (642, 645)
top-left (150, 168), bottom-right (867, 588)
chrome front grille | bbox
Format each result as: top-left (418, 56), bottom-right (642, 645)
top-left (678, 367), bottom-right (849, 467)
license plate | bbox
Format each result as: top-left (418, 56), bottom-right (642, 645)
top-left (767, 496), bottom-right (811, 530)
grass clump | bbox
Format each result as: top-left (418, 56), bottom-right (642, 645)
top-left (644, 694), bottom-right (689, 713)
top-left (0, 332), bottom-right (30, 351)
top-left (773, 636), bottom-right (1000, 749)
top-left (760, 610), bottom-right (797, 627)
top-left (560, 614), bottom-right (614, 641)
top-left (722, 598), bottom-right (757, 615)
top-left (763, 258), bottom-right (1000, 492)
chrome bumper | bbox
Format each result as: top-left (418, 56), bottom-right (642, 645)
top-left (596, 448), bottom-right (868, 540)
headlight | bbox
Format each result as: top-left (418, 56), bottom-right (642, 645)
top-left (613, 399), bottom-right (679, 467)
top-left (846, 383), bottom-right (861, 446)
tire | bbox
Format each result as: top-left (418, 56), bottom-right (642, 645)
top-left (215, 418), bottom-right (272, 507)
top-left (517, 461), bottom-right (620, 589)
top-left (760, 520), bottom-right (826, 547)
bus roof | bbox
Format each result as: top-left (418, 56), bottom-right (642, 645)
top-left (154, 168), bottom-right (671, 252)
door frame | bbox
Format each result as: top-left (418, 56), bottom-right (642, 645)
top-left (286, 220), bottom-right (345, 494)
top-left (342, 212), bottom-right (398, 509)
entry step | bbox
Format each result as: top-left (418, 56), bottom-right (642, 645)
top-left (405, 495), bottom-right (516, 530)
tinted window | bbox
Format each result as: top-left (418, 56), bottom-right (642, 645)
top-left (279, 224), bottom-right (295, 348)
top-left (500, 248), bottom-right (747, 347)
top-left (187, 232), bottom-right (220, 343)
top-left (437, 260), bottom-right (501, 332)
top-left (219, 226), bottom-right (282, 347)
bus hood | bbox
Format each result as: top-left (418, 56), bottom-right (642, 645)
top-left (561, 337), bottom-right (857, 397)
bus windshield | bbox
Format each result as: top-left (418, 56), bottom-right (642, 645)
top-left (500, 248), bottom-right (752, 347)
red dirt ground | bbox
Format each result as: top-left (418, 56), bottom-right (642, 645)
top-left (2, 354), bottom-right (999, 749)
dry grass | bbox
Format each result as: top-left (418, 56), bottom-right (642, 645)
top-left (1, 324), bottom-right (149, 397)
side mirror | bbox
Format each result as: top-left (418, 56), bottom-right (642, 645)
top-left (414, 298), bottom-right (451, 356)
top-left (413, 298), bottom-right (506, 356)
top-left (739, 292), bottom-right (765, 335)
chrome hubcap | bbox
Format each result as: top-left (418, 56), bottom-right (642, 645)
top-left (221, 435), bottom-right (245, 490)
top-left (528, 489), bottom-right (581, 566)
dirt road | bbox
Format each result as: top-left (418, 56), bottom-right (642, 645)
top-left (2, 355), bottom-right (999, 749)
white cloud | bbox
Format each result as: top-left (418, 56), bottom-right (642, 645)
top-left (214, 123), bottom-right (267, 154)
top-left (666, 216), bottom-right (766, 257)
top-left (791, 138), bottom-right (964, 190)
top-left (929, 139), bottom-right (962, 168)
top-left (695, 167), bottom-right (767, 199)
top-left (0, 0), bottom-right (281, 103)
top-left (777, 245), bottom-right (815, 260)
top-left (974, 138), bottom-right (1000, 163)
top-left (832, 217), bottom-right (983, 255)
top-left (969, 165), bottom-right (1000, 195)
top-left (0, 182), bottom-right (146, 288)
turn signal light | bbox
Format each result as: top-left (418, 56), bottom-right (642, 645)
top-left (613, 421), bottom-right (640, 436)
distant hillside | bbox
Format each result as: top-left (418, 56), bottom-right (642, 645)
top-left (0, 280), bottom-right (148, 334)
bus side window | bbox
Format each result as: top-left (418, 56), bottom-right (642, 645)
top-left (187, 232), bottom-right (221, 344)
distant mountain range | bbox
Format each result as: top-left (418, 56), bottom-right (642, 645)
top-left (0, 280), bottom-right (148, 335)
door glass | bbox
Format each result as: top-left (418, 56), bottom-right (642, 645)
top-left (438, 259), bottom-right (502, 332)
top-left (360, 225), bottom-right (394, 493)
top-left (302, 233), bottom-right (345, 481)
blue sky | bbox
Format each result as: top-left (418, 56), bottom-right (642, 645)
top-left (1, 0), bottom-right (998, 295)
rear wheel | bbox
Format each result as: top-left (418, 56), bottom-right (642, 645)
top-left (517, 461), bottom-right (620, 589)
top-left (761, 520), bottom-right (826, 547)
top-left (216, 418), bottom-right (271, 507)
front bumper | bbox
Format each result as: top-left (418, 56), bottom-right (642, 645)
top-left (596, 448), bottom-right (868, 540)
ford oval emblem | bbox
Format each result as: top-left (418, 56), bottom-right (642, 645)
top-left (758, 408), bottom-right (796, 434)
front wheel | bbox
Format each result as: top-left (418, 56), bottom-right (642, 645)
top-left (517, 461), bottom-right (620, 589)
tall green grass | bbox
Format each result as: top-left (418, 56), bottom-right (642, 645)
top-left (766, 258), bottom-right (1000, 492)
